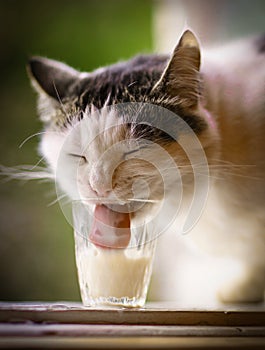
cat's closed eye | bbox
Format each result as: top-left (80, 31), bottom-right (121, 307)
top-left (123, 149), bottom-right (140, 159)
top-left (68, 153), bottom-right (87, 164)
top-left (123, 145), bottom-right (149, 160)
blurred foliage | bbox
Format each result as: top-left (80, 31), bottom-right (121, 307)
top-left (0, 0), bottom-right (152, 301)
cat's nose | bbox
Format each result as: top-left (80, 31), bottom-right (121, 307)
top-left (90, 174), bottom-right (112, 198)
top-left (92, 187), bottom-right (112, 197)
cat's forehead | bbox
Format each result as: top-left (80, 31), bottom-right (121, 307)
top-left (50, 52), bottom-right (206, 137)
top-left (77, 55), bottom-right (168, 109)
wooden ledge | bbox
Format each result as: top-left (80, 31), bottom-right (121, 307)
top-left (0, 302), bottom-right (264, 326)
top-left (0, 302), bottom-right (264, 349)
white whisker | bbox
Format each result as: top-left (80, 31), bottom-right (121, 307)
top-left (30, 157), bottom-right (46, 171)
top-left (19, 132), bottom-right (47, 149)
top-left (53, 82), bottom-right (70, 119)
top-left (0, 164), bottom-right (54, 181)
top-left (47, 193), bottom-right (68, 207)
top-left (128, 198), bottom-right (159, 203)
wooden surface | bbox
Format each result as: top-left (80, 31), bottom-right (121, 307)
top-left (0, 302), bottom-right (265, 349)
top-left (0, 301), bottom-right (264, 326)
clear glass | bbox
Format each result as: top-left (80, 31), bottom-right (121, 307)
top-left (72, 200), bottom-right (157, 308)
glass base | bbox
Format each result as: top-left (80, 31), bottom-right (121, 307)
top-left (82, 295), bottom-right (146, 308)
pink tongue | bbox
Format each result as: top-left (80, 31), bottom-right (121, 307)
top-left (89, 204), bottom-right (131, 249)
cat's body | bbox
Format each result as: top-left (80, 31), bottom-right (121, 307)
top-left (27, 31), bottom-right (265, 303)
top-left (181, 35), bottom-right (265, 302)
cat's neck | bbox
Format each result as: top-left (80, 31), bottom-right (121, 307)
top-left (201, 44), bottom-right (265, 202)
top-left (202, 54), bottom-right (262, 167)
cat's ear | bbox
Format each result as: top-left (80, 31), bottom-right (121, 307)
top-left (27, 57), bottom-right (81, 101)
top-left (154, 30), bottom-right (201, 109)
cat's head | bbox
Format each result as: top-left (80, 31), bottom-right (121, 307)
top-left (28, 30), bottom-right (217, 214)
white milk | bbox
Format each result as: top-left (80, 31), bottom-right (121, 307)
top-left (75, 244), bottom-right (154, 307)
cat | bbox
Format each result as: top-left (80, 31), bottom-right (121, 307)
top-left (12, 30), bottom-right (265, 304)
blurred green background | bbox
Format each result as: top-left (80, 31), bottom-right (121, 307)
top-left (0, 0), bottom-right (153, 301)
top-left (0, 0), bottom-right (264, 302)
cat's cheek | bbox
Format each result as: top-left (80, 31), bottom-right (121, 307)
top-left (75, 167), bottom-right (92, 198)
top-left (75, 177), bottom-right (87, 198)
top-left (76, 174), bottom-right (96, 199)
top-left (39, 132), bottom-right (66, 172)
